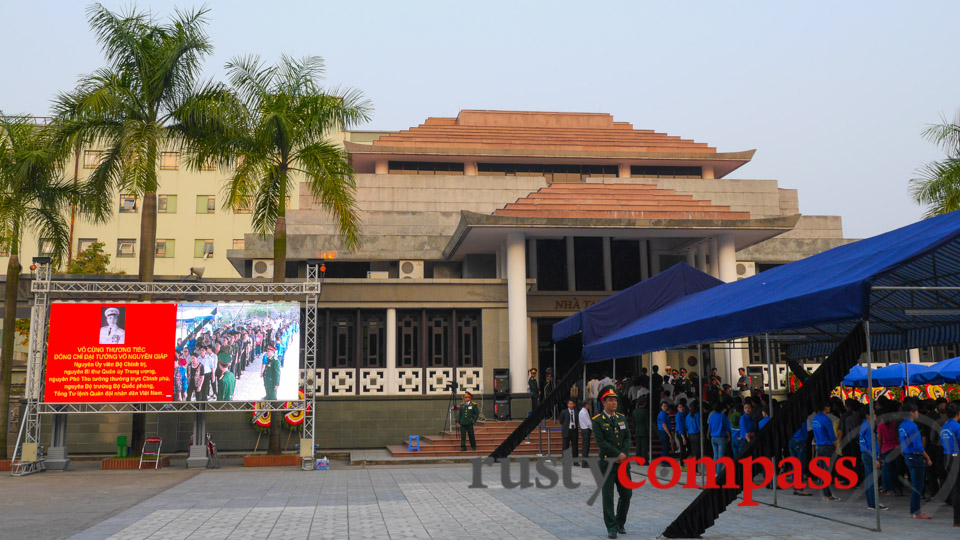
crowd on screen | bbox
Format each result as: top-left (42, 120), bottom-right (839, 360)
top-left (562, 367), bottom-right (960, 525)
top-left (172, 315), bottom-right (298, 401)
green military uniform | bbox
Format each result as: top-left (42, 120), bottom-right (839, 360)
top-left (217, 369), bottom-right (236, 401)
top-left (457, 394), bottom-right (480, 451)
top-left (262, 350), bottom-right (281, 400)
top-left (632, 404), bottom-right (650, 460)
top-left (528, 370), bottom-right (540, 412)
top-left (592, 386), bottom-right (633, 538)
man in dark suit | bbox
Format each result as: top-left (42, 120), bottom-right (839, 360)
top-left (560, 398), bottom-right (579, 461)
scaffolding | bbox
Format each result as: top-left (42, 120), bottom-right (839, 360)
top-left (10, 261), bottom-right (321, 476)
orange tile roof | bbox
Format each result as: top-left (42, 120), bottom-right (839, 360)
top-left (372, 110), bottom-right (716, 154)
top-left (494, 183), bottom-right (750, 220)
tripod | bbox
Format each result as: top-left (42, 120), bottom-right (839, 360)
top-left (443, 381), bottom-right (460, 436)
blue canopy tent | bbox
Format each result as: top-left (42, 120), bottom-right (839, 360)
top-left (553, 262), bottom-right (722, 344)
top-left (841, 363), bottom-right (934, 387)
top-left (913, 356), bottom-right (960, 384)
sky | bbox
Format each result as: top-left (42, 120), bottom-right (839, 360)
top-left (2, 1), bottom-right (958, 239)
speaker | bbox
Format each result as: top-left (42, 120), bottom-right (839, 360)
top-left (493, 369), bottom-right (510, 397)
top-left (494, 398), bottom-right (511, 420)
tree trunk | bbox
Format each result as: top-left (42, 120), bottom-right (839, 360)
top-left (0, 255), bottom-right (21, 459)
top-left (268, 214), bottom-right (286, 455)
top-left (130, 191), bottom-right (158, 456)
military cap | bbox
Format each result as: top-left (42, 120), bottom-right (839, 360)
top-left (105, 307), bottom-right (120, 317)
top-left (464, 391), bottom-right (473, 399)
top-left (599, 385), bottom-right (618, 402)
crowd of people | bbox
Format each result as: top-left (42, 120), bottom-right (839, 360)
top-left (550, 365), bottom-right (960, 530)
top-left (172, 315), bottom-right (298, 402)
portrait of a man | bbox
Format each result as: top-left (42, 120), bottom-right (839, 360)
top-left (99, 306), bottom-right (126, 345)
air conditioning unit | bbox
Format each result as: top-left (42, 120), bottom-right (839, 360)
top-left (398, 260), bottom-right (424, 279)
top-left (252, 258), bottom-right (274, 279)
top-left (736, 261), bottom-right (756, 280)
top-left (366, 271), bottom-right (390, 279)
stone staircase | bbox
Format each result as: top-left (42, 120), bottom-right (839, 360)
top-left (387, 419), bottom-right (568, 458)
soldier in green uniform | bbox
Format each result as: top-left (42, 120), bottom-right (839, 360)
top-left (632, 398), bottom-right (649, 460)
top-left (528, 368), bottom-right (539, 412)
top-left (457, 391), bottom-right (479, 451)
top-left (260, 344), bottom-right (281, 400)
top-left (216, 355), bottom-right (236, 401)
top-left (592, 385), bottom-right (633, 539)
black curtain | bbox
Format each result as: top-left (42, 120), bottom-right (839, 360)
top-left (662, 323), bottom-right (867, 538)
top-left (489, 359), bottom-right (583, 460)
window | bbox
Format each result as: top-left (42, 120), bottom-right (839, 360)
top-left (361, 312), bottom-right (386, 368)
top-left (196, 195), bottom-right (215, 214)
top-left (630, 165), bottom-right (702, 178)
top-left (0, 243), bottom-right (8, 256)
top-left (478, 163), bottom-right (618, 183)
top-left (426, 311), bottom-right (451, 367)
top-left (285, 196), bottom-right (291, 210)
top-left (39, 239), bottom-right (55, 256)
top-left (396, 311), bottom-right (421, 368)
top-left (201, 158), bottom-right (217, 171)
top-left (233, 197), bottom-right (253, 214)
top-left (155, 239), bottom-right (174, 258)
top-left (387, 161), bottom-right (464, 175)
top-left (77, 237), bottom-right (97, 255)
top-left (157, 194), bottom-right (177, 213)
top-left (194, 239), bottom-right (214, 258)
top-left (119, 195), bottom-right (137, 213)
top-left (456, 311), bottom-right (481, 367)
top-left (329, 311), bottom-right (356, 368)
top-left (232, 239), bottom-right (245, 250)
top-left (83, 150), bottom-right (104, 169)
top-left (160, 152), bottom-right (179, 170)
top-left (117, 238), bottom-right (136, 258)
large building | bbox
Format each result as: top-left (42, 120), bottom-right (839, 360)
top-left (4, 110), bottom-right (868, 450)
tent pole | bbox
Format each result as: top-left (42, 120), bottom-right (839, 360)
top-left (764, 333), bottom-right (777, 506)
top-left (903, 349), bottom-right (909, 400)
top-left (866, 320), bottom-right (881, 532)
top-left (697, 343), bottom-right (704, 486)
top-left (553, 343), bottom-right (557, 421)
top-left (648, 352), bottom-right (653, 469)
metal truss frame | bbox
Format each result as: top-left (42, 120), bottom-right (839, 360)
top-left (13, 264), bottom-right (321, 474)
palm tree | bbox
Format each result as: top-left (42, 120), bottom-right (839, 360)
top-left (909, 111), bottom-right (960, 217)
top-left (0, 114), bottom-right (84, 459)
top-left (200, 54), bottom-right (370, 454)
top-left (52, 3), bottom-right (226, 454)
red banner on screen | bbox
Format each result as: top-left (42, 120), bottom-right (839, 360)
top-left (44, 303), bottom-right (177, 402)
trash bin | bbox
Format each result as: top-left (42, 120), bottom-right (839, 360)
top-left (116, 436), bottom-right (127, 458)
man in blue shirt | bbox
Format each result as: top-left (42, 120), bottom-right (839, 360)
top-left (739, 403), bottom-right (757, 445)
top-left (708, 401), bottom-right (731, 475)
top-left (899, 401), bottom-right (933, 519)
top-left (686, 402), bottom-right (702, 475)
top-left (859, 410), bottom-right (887, 511)
top-left (788, 426), bottom-right (812, 496)
top-left (812, 403), bottom-right (840, 501)
top-left (676, 401), bottom-right (688, 461)
top-left (758, 408), bottom-right (771, 431)
top-left (938, 402), bottom-right (960, 526)
top-left (657, 401), bottom-right (672, 458)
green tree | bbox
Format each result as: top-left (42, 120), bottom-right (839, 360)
top-left (196, 54), bottom-right (369, 454)
top-left (0, 114), bottom-right (83, 459)
top-left (52, 3), bottom-right (228, 455)
top-left (65, 241), bottom-right (122, 274)
top-left (909, 111), bottom-right (960, 217)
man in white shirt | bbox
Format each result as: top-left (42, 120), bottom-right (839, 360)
top-left (579, 401), bottom-right (593, 467)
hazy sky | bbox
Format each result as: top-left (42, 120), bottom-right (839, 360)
top-left (3, 1), bottom-right (958, 239)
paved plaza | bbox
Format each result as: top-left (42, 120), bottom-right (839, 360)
top-left (4, 459), bottom-right (958, 540)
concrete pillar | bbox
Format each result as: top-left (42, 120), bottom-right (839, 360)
top-left (717, 233), bottom-right (736, 283)
top-left (686, 249), bottom-right (696, 267)
top-left (375, 159), bottom-right (388, 174)
top-left (696, 242), bottom-right (707, 272)
top-left (386, 308), bottom-right (397, 368)
top-left (909, 349), bottom-right (921, 363)
top-left (650, 251), bottom-right (661, 275)
top-left (507, 232), bottom-right (529, 394)
top-left (464, 161), bottom-right (478, 176)
top-left (602, 237), bottom-right (613, 291)
top-left (653, 350), bottom-right (668, 372)
top-left (709, 237), bottom-right (720, 278)
top-left (619, 163), bottom-right (631, 179)
top-left (566, 236), bottom-right (576, 291)
top-left (186, 412), bottom-right (208, 468)
top-left (639, 240), bottom-right (650, 280)
top-left (47, 414), bottom-right (70, 470)
top-left (702, 165), bottom-right (715, 179)
top-left (527, 238), bottom-right (538, 291)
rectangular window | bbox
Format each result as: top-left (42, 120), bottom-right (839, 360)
top-left (387, 161), bottom-right (465, 175)
top-left (77, 237), bottom-right (97, 255)
top-left (39, 238), bottom-right (55, 256)
top-left (83, 150), bottom-right (103, 169)
top-left (157, 194), bottom-right (177, 214)
top-left (232, 239), bottom-right (245, 250)
top-left (233, 197), bottom-right (253, 214)
top-left (159, 152), bottom-right (179, 170)
top-left (119, 195), bottom-right (137, 213)
top-left (630, 165), bottom-right (702, 178)
top-left (117, 238), bottom-right (136, 258)
top-left (196, 195), bottom-right (215, 214)
top-left (155, 239), bottom-right (174, 258)
top-left (194, 239), bottom-right (214, 258)
top-left (285, 196), bottom-right (291, 210)
top-left (0, 245), bottom-right (7, 257)
top-left (201, 157), bottom-right (217, 171)
top-left (574, 237), bottom-right (605, 291)
top-left (535, 238), bottom-right (568, 291)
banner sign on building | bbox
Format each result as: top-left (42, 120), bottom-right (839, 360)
top-left (44, 302), bottom-right (300, 403)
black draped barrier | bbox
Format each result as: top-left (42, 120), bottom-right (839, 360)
top-left (661, 323), bottom-right (867, 538)
top-left (488, 359), bottom-right (583, 460)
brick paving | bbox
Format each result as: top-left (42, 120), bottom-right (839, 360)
top-left (52, 462), bottom-right (959, 540)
